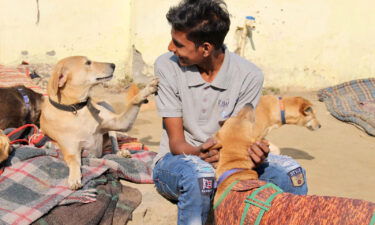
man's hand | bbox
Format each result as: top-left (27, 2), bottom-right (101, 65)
top-left (248, 140), bottom-right (270, 167)
top-left (199, 138), bottom-right (221, 168)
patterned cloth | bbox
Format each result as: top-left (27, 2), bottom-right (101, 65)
top-left (0, 133), bottom-right (156, 225)
top-left (214, 179), bottom-right (375, 225)
top-left (0, 65), bottom-right (46, 94)
top-left (317, 78), bottom-right (375, 136)
top-left (32, 173), bottom-right (142, 225)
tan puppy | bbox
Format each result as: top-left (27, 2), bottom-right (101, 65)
top-left (0, 129), bottom-right (11, 163)
top-left (40, 56), bottom-right (158, 189)
top-left (255, 95), bottom-right (321, 139)
top-left (213, 104), bottom-right (375, 225)
top-left (255, 95), bottom-right (321, 154)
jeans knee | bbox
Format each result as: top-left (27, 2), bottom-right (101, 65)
top-left (257, 154), bottom-right (308, 195)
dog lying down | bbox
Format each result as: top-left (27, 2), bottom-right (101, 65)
top-left (0, 85), bottom-right (43, 129)
top-left (40, 56), bottom-right (158, 189)
top-left (213, 104), bottom-right (375, 225)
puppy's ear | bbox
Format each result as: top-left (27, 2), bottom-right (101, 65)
top-left (237, 103), bottom-right (256, 123)
top-left (48, 63), bottom-right (68, 96)
top-left (218, 120), bottom-right (226, 127)
top-left (300, 101), bottom-right (313, 116)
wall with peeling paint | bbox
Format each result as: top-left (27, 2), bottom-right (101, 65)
top-left (0, 0), bottom-right (133, 78)
top-left (0, 0), bottom-right (374, 89)
top-left (225, 0), bottom-right (375, 89)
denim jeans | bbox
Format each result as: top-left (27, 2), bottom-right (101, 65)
top-left (153, 153), bottom-right (307, 225)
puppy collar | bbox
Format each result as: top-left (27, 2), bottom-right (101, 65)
top-left (216, 168), bottom-right (245, 188)
top-left (278, 96), bottom-right (286, 125)
top-left (16, 87), bottom-right (31, 112)
top-left (49, 97), bottom-right (89, 114)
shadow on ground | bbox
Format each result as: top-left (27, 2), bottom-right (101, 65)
top-left (140, 135), bottom-right (160, 147)
top-left (280, 148), bottom-right (315, 160)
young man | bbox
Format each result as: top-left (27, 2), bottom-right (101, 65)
top-left (152, 0), bottom-right (308, 224)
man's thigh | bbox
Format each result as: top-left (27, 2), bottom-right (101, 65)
top-left (256, 153), bottom-right (308, 195)
top-left (153, 153), bottom-right (215, 201)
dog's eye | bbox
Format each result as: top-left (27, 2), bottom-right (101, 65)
top-left (85, 60), bottom-right (92, 66)
top-left (304, 107), bottom-right (313, 113)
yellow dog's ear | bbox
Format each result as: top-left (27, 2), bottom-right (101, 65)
top-left (299, 99), bottom-right (313, 116)
top-left (48, 62), bottom-right (68, 97)
top-left (237, 103), bottom-right (256, 123)
top-left (218, 120), bottom-right (226, 127)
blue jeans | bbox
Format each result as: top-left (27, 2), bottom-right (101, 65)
top-left (153, 153), bottom-right (307, 225)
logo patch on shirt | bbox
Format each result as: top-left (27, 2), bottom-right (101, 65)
top-left (218, 99), bottom-right (229, 108)
top-left (218, 99), bottom-right (230, 119)
top-left (287, 167), bottom-right (305, 187)
top-left (198, 177), bottom-right (215, 195)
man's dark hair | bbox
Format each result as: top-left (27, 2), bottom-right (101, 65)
top-left (167, 0), bottom-right (230, 49)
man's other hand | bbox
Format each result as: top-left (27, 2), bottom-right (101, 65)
top-left (248, 140), bottom-right (270, 167)
top-left (199, 138), bottom-right (221, 168)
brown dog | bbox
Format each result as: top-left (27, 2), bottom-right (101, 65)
top-left (0, 86), bottom-right (43, 129)
top-left (40, 56), bottom-right (158, 189)
top-left (213, 104), bottom-right (375, 225)
top-left (255, 95), bottom-right (321, 138)
top-left (254, 95), bottom-right (321, 154)
top-left (0, 129), bottom-right (11, 163)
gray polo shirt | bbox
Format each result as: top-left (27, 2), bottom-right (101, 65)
top-left (153, 48), bottom-right (263, 165)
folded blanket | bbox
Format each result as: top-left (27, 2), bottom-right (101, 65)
top-left (32, 173), bottom-right (142, 225)
top-left (0, 130), bottom-right (156, 225)
top-left (317, 78), bottom-right (375, 136)
top-left (0, 64), bottom-right (46, 94)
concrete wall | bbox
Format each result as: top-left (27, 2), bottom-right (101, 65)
top-left (0, 0), bottom-right (132, 78)
top-left (1, 0), bottom-right (374, 89)
top-left (225, 0), bottom-right (375, 89)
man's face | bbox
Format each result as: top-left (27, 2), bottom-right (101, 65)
top-left (168, 29), bottom-right (204, 66)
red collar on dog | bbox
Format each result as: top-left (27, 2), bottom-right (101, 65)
top-left (278, 96), bottom-right (286, 125)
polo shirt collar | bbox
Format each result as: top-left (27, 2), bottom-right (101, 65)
top-left (186, 47), bottom-right (230, 89)
top-left (211, 47), bottom-right (230, 90)
top-left (186, 66), bottom-right (205, 87)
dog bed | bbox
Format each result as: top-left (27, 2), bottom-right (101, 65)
top-left (317, 78), bottom-right (375, 136)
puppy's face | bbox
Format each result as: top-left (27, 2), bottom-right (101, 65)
top-left (48, 56), bottom-right (115, 96)
top-left (289, 97), bottom-right (321, 131)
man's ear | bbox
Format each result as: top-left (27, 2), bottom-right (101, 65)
top-left (48, 63), bottom-right (68, 96)
top-left (201, 42), bottom-right (213, 57)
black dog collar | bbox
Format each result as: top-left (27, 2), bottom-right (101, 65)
top-left (49, 97), bottom-right (89, 114)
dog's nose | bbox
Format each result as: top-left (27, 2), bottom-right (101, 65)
top-left (318, 124), bottom-right (322, 129)
top-left (110, 63), bottom-right (116, 70)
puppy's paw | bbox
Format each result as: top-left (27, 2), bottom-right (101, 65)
top-left (134, 77), bottom-right (159, 104)
top-left (0, 131), bottom-right (10, 163)
top-left (116, 149), bottom-right (132, 158)
top-left (142, 77), bottom-right (159, 96)
top-left (68, 173), bottom-right (83, 190)
top-left (269, 142), bottom-right (281, 155)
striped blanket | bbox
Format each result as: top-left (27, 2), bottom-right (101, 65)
top-left (0, 134), bottom-right (156, 225)
top-left (0, 64), bottom-right (46, 94)
top-left (317, 78), bottom-right (375, 136)
top-left (32, 173), bottom-right (142, 225)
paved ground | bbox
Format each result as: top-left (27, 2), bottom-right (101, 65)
top-left (123, 91), bottom-right (375, 225)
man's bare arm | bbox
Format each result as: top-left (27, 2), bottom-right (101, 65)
top-left (163, 117), bottom-right (219, 158)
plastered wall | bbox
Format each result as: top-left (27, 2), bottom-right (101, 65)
top-left (1, 0), bottom-right (374, 89)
